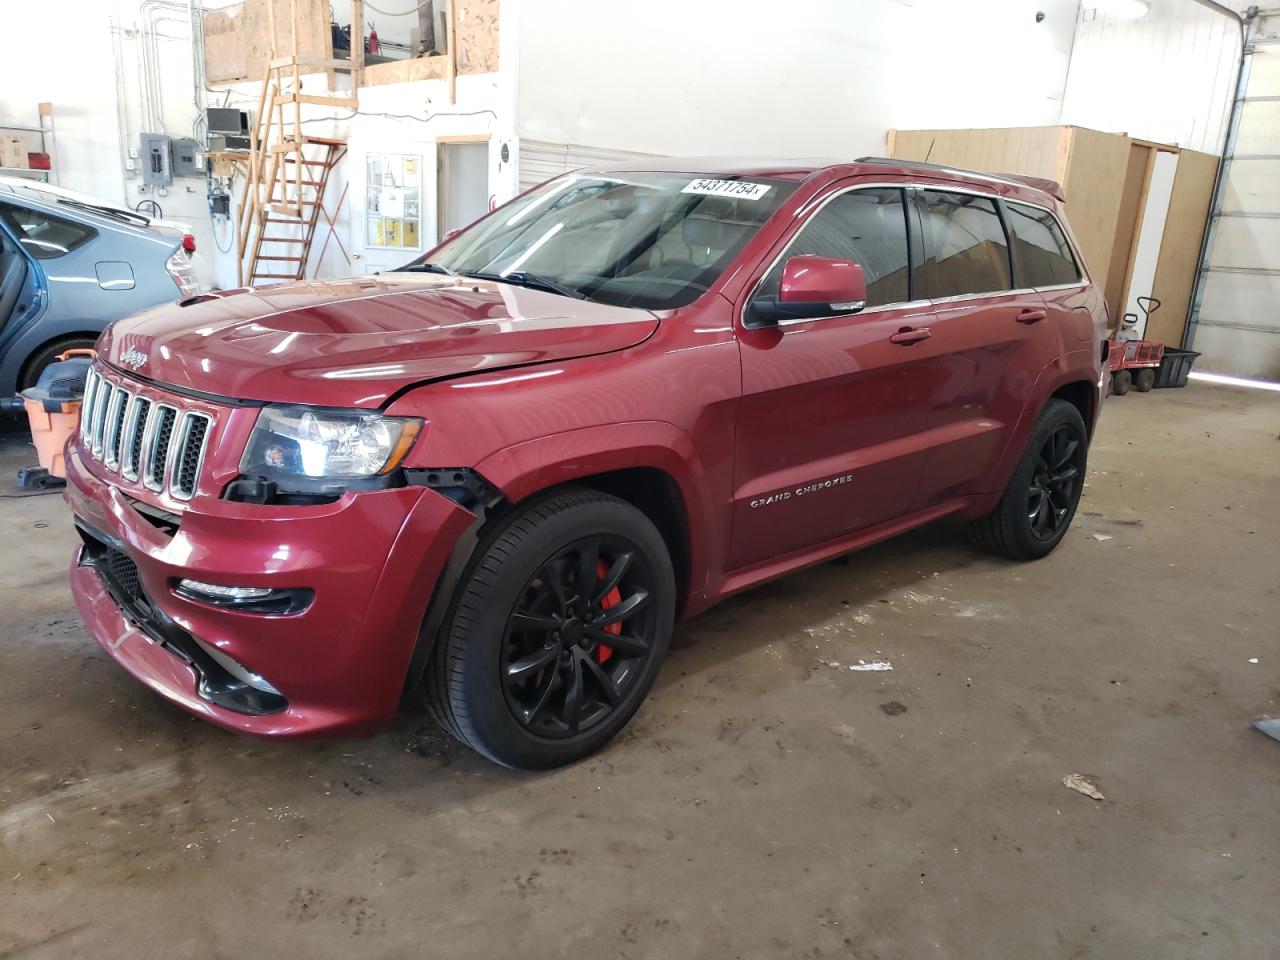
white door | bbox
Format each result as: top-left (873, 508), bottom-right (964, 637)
top-left (437, 141), bottom-right (490, 241)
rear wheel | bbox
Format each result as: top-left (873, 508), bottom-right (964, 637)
top-left (1135, 368), bottom-right (1156, 392)
top-left (424, 488), bottom-right (675, 769)
top-left (18, 337), bottom-right (96, 392)
top-left (1110, 370), bottom-right (1132, 396)
top-left (970, 399), bottom-right (1087, 561)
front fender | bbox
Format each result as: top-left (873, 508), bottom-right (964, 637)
top-left (474, 420), bottom-right (722, 606)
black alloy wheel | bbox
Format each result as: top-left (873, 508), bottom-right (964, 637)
top-left (1027, 425), bottom-right (1083, 542)
top-left (969, 399), bottom-right (1088, 561)
top-left (424, 488), bottom-right (675, 769)
top-left (501, 536), bottom-right (658, 738)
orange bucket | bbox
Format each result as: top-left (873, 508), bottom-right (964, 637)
top-left (20, 348), bottom-right (95, 480)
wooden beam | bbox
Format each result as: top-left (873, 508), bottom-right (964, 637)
top-left (447, 0), bottom-right (458, 103)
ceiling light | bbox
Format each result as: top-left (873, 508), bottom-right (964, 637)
top-left (1091, 0), bottom-right (1151, 19)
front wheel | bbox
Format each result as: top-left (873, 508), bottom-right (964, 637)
top-left (424, 488), bottom-right (675, 769)
top-left (1110, 369), bottom-right (1132, 396)
top-left (1135, 368), bottom-right (1156, 392)
top-left (970, 399), bottom-right (1088, 561)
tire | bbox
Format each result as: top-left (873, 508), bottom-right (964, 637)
top-left (1110, 370), bottom-right (1132, 396)
top-left (424, 488), bottom-right (676, 769)
top-left (1135, 368), bottom-right (1156, 392)
top-left (969, 399), bottom-right (1088, 562)
top-left (18, 337), bottom-right (96, 392)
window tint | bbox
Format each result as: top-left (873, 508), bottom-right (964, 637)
top-left (759, 188), bottom-right (910, 308)
top-left (915, 191), bottom-right (1011, 299)
top-left (1005, 200), bottom-right (1081, 287)
top-left (0, 203), bottom-right (96, 260)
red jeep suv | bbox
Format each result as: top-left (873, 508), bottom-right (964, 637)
top-left (66, 158), bottom-right (1105, 768)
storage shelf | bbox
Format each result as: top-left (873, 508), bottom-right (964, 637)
top-left (0, 167), bottom-right (49, 178)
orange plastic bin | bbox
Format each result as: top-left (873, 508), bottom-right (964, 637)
top-left (17, 349), bottom-right (94, 489)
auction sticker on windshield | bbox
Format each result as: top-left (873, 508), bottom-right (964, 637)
top-left (681, 179), bottom-right (773, 200)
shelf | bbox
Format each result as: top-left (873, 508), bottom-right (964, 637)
top-left (0, 167), bottom-right (50, 179)
top-left (0, 124), bottom-right (43, 133)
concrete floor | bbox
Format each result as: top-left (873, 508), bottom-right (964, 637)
top-left (0, 382), bottom-right (1277, 959)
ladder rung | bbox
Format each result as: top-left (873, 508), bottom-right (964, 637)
top-left (269, 198), bottom-right (319, 205)
top-left (258, 255), bottom-right (304, 261)
top-left (283, 158), bottom-right (329, 166)
top-left (252, 274), bottom-right (302, 280)
top-left (261, 236), bottom-right (306, 242)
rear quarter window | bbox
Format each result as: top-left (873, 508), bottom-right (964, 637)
top-left (1005, 200), bottom-right (1082, 287)
top-left (0, 203), bottom-right (96, 260)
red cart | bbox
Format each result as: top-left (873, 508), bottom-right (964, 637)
top-left (1107, 297), bottom-right (1165, 395)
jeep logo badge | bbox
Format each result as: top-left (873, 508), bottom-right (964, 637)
top-left (120, 348), bottom-right (148, 370)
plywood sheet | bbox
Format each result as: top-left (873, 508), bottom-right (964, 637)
top-left (360, 0), bottom-right (497, 87)
top-left (1148, 149), bottom-right (1218, 347)
top-left (1059, 127), bottom-right (1133, 294)
top-left (204, 0), bottom-right (331, 85)
top-left (888, 126), bottom-right (1066, 181)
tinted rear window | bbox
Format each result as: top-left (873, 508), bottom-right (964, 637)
top-left (915, 191), bottom-right (1012, 299)
top-left (0, 203), bottom-right (96, 260)
top-left (1006, 200), bottom-right (1081, 287)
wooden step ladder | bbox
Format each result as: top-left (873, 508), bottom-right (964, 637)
top-left (245, 137), bottom-right (347, 284)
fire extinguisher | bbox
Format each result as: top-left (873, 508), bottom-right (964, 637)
top-left (366, 22), bottom-right (380, 55)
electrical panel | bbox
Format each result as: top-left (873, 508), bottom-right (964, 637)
top-left (171, 138), bottom-right (205, 178)
top-left (140, 133), bottom-right (172, 187)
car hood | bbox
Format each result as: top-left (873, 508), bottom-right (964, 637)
top-left (99, 274), bottom-right (660, 408)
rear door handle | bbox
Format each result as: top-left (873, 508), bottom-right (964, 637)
top-left (1016, 308), bottom-right (1046, 324)
top-left (889, 327), bottom-right (932, 345)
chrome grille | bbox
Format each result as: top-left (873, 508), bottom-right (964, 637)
top-left (79, 369), bottom-right (214, 501)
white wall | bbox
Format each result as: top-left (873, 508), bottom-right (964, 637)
top-left (1061, 0), bottom-right (1241, 154)
top-left (515, 0), bottom-right (1082, 158)
top-left (4, 0), bottom-right (221, 286)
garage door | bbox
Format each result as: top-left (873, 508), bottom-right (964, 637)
top-left (1190, 17), bottom-right (1280, 382)
top-left (517, 140), bottom-right (660, 192)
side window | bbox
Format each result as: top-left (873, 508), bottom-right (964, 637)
top-left (0, 203), bottom-right (96, 260)
top-left (1005, 200), bottom-right (1081, 287)
top-left (759, 188), bottom-right (910, 308)
top-left (915, 191), bottom-right (1012, 299)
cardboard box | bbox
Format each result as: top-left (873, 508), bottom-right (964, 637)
top-left (1, 136), bottom-right (28, 169)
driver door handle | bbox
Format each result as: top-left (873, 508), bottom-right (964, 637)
top-left (889, 326), bottom-right (932, 345)
top-left (1016, 308), bottom-right (1046, 324)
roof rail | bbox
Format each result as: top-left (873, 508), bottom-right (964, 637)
top-left (853, 156), bottom-right (1065, 203)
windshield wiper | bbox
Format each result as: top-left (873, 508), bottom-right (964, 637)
top-left (55, 198), bottom-right (150, 226)
top-left (396, 261), bottom-right (457, 275)
top-left (464, 270), bottom-right (590, 301)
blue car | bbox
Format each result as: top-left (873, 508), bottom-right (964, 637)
top-left (0, 177), bottom-right (199, 395)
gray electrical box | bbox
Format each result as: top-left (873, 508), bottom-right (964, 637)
top-left (140, 133), bottom-right (172, 186)
top-left (171, 138), bottom-right (205, 178)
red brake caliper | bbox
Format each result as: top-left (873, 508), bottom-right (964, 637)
top-left (595, 559), bottom-right (620, 664)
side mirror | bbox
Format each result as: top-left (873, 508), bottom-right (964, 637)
top-left (749, 256), bottom-right (868, 326)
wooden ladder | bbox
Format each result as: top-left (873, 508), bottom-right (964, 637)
top-left (245, 137), bottom-right (347, 284)
top-left (234, 0), bottom-right (363, 287)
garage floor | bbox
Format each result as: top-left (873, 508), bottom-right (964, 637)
top-left (1, 383), bottom-right (1277, 959)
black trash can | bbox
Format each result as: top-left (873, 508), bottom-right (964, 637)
top-left (1154, 348), bottom-right (1200, 388)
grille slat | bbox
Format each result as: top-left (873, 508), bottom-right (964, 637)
top-left (79, 370), bottom-right (213, 500)
top-left (103, 390), bottom-right (132, 470)
top-left (144, 405), bottom-right (179, 492)
top-left (171, 413), bottom-right (211, 500)
top-left (90, 380), bottom-right (112, 456)
top-left (80, 369), bottom-right (98, 442)
top-left (122, 397), bottom-right (152, 480)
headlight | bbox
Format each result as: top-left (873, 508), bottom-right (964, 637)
top-left (239, 405), bottom-right (422, 481)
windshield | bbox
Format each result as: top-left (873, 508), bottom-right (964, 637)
top-left (403, 172), bottom-right (798, 310)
